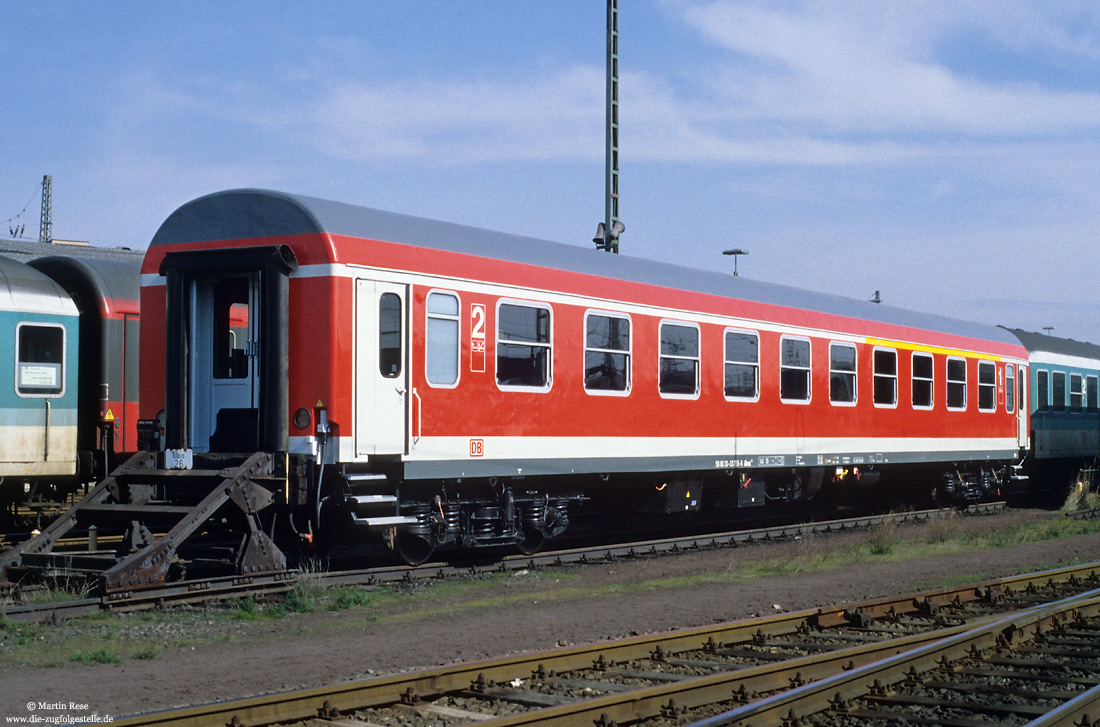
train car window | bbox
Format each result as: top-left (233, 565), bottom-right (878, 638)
top-left (497, 302), bottom-right (552, 390)
top-left (426, 291), bottom-right (459, 387)
top-left (724, 329), bottom-right (759, 401)
top-left (946, 357), bottom-right (967, 410)
top-left (378, 293), bottom-right (402, 379)
top-left (15, 323), bottom-right (65, 397)
top-left (1069, 373), bottom-right (1084, 411)
top-left (1005, 364), bottom-right (1015, 414)
top-left (978, 361), bottom-right (996, 412)
top-left (212, 278), bottom-right (250, 380)
top-left (659, 322), bottom-right (699, 397)
top-left (1036, 370), bottom-right (1049, 411)
top-left (828, 343), bottom-right (856, 405)
top-left (873, 348), bottom-right (898, 407)
top-left (912, 353), bottom-right (934, 409)
top-left (584, 312), bottom-right (631, 393)
top-left (1087, 375), bottom-right (1098, 413)
top-left (1052, 371), bottom-right (1066, 412)
top-left (779, 336), bottom-right (811, 403)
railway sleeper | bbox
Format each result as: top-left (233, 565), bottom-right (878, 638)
top-left (861, 690), bottom-right (1053, 718)
top-left (922, 678), bottom-right (1083, 701)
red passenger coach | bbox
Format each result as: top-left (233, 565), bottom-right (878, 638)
top-left (139, 189), bottom-right (1029, 561)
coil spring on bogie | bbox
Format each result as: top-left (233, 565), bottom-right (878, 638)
top-left (441, 502), bottom-right (461, 535)
top-left (405, 503), bottom-right (432, 538)
top-left (522, 501), bottom-right (545, 530)
top-left (471, 506), bottom-right (500, 540)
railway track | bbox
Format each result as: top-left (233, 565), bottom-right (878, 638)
top-left (107, 560), bottom-right (1100, 727)
top-left (0, 503), bottom-right (1003, 623)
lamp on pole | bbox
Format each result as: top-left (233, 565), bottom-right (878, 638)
top-left (722, 248), bottom-right (749, 276)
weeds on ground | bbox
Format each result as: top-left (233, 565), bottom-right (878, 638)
top-left (1060, 466), bottom-right (1100, 512)
top-left (226, 594), bottom-right (285, 621)
top-left (225, 571), bottom-right (377, 619)
top-left (28, 579), bottom-right (95, 605)
top-left (866, 519), bottom-right (898, 555)
top-left (332, 586), bottom-right (374, 610)
top-left (926, 511), bottom-right (959, 543)
top-left (70, 647), bottom-right (122, 665)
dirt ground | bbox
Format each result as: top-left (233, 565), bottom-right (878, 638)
top-left (2, 509), bottom-right (1098, 721)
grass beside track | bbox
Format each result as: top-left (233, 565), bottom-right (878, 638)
top-left (1, 509), bottom-right (1099, 668)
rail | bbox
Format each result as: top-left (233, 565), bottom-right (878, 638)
top-left (106, 559), bottom-right (1100, 726)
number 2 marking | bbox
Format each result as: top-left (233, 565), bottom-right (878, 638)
top-left (471, 305), bottom-right (485, 339)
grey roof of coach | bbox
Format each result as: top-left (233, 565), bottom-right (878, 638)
top-left (152, 188), bottom-right (1023, 349)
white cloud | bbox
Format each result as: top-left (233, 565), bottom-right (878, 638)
top-left (305, 66), bottom-right (605, 164)
top-left (678, 1), bottom-right (1100, 136)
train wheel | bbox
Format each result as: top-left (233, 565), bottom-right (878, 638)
top-left (516, 528), bottom-right (546, 556)
top-left (394, 533), bottom-right (435, 566)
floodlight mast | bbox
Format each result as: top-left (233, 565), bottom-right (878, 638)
top-left (596, 0), bottom-right (621, 253)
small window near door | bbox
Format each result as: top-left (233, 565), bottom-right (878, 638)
top-left (16, 323), bottom-right (65, 396)
top-left (213, 278), bottom-right (250, 380)
top-left (426, 291), bottom-right (460, 387)
top-left (1006, 364), bottom-right (1015, 413)
top-left (378, 293), bottom-right (402, 379)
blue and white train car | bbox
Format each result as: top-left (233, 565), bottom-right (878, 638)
top-left (0, 255), bottom-right (80, 480)
top-left (1004, 328), bottom-right (1100, 468)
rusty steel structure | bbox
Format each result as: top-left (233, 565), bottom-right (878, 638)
top-left (0, 451), bottom-right (287, 593)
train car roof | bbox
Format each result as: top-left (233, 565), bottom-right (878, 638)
top-left (28, 256), bottom-right (140, 317)
top-left (0, 255), bottom-right (79, 317)
top-left (1002, 327), bottom-right (1100, 366)
top-left (151, 188), bottom-right (1024, 351)
top-left (0, 237), bottom-right (144, 264)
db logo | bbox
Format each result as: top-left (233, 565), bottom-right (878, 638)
top-left (469, 439), bottom-right (484, 457)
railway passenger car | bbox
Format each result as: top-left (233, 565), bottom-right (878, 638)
top-left (138, 189), bottom-right (1031, 561)
top-left (0, 253), bottom-right (140, 522)
top-left (1003, 328), bottom-right (1100, 483)
top-left (0, 256), bottom-right (81, 489)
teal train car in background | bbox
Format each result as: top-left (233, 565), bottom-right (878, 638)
top-left (1004, 327), bottom-right (1100, 484)
top-left (0, 255), bottom-right (81, 482)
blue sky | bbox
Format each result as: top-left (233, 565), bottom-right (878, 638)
top-left (4, 1), bottom-right (1100, 344)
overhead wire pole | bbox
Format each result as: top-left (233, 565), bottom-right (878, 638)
top-left (595, 0), bottom-right (624, 253)
top-left (39, 174), bottom-right (52, 243)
